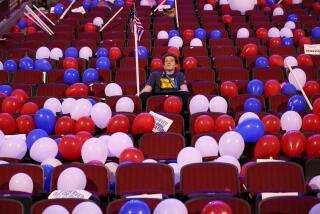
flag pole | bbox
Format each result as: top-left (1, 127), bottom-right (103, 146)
top-left (174, 0), bottom-right (179, 28)
top-left (100, 7), bottom-right (124, 32)
top-left (133, 4), bottom-right (140, 96)
top-left (150, 0), bottom-right (166, 15)
top-left (33, 5), bottom-right (55, 26)
top-left (59, 0), bottom-right (76, 20)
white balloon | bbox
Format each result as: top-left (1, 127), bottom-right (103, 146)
top-left (168, 36), bottom-right (183, 49)
top-left (81, 138), bottom-right (108, 164)
top-left (268, 27), bottom-right (280, 38)
top-left (195, 136), bottom-right (218, 157)
top-left (273, 7), bottom-right (284, 16)
top-left (79, 47), bottom-right (92, 61)
top-left (203, 3), bottom-right (213, 10)
top-left (157, 30), bottom-right (169, 39)
top-left (107, 132), bottom-right (133, 157)
top-left (105, 162), bottom-right (118, 182)
top-left (190, 38), bottom-right (203, 47)
top-left (115, 97), bottom-right (135, 112)
top-left (288, 68), bottom-right (306, 91)
top-left (30, 137), bottom-right (58, 163)
top-left (90, 102), bottom-right (112, 129)
top-left (219, 0), bottom-right (229, 5)
top-left (309, 175), bottom-right (320, 190)
top-left (9, 173), bottom-right (33, 193)
top-left (57, 167), bottom-right (87, 191)
top-left (280, 27), bottom-right (293, 38)
top-left (99, 135), bottom-right (114, 157)
top-left (154, 199), bottom-right (188, 214)
top-left (0, 136), bottom-right (27, 160)
top-left (238, 112), bottom-right (259, 124)
top-left (309, 203), bottom-right (320, 214)
top-left (280, 110), bottom-right (302, 131)
top-left (44, 98), bottom-right (61, 115)
top-left (209, 96), bottom-right (228, 113)
top-left (140, 0), bottom-right (151, 6)
top-left (42, 205), bottom-right (70, 214)
top-left (72, 201), bottom-right (102, 214)
top-left (41, 158), bottom-right (62, 167)
top-left (105, 83), bottom-right (123, 97)
top-left (189, 95), bottom-right (209, 115)
top-left (70, 99), bottom-right (92, 120)
top-left (177, 147), bottom-right (203, 167)
top-left (61, 98), bottom-right (76, 114)
top-left (93, 17), bottom-right (104, 28)
top-left (219, 131), bottom-right (245, 159)
top-left (36, 47), bottom-right (50, 59)
top-left (215, 155), bottom-right (241, 173)
top-left (50, 48), bottom-right (63, 60)
top-left (0, 61), bottom-right (3, 70)
top-left (284, 21), bottom-right (296, 30)
top-left (292, 0), bottom-right (302, 4)
top-left (229, 0), bottom-right (255, 15)
top-left (0, 160), bottom-right (8, 164)
top-left (168, 163), bottom-right (181, 184)
top-left (237, 28), bottom-right (250, 38)
top-left (143, 159), bottom-right (158, 163)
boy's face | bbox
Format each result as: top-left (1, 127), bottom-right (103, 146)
top-left (163, 56), bottom-right (176, 75)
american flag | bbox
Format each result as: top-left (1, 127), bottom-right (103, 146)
top-left (130, 4), bottom-right (144, 41)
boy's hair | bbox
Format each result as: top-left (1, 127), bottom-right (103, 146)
top-left (162, 52), bottom-right (179, 64)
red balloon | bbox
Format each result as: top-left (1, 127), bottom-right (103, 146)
top-left (183, 57), bottom-right (198, 69)
top-left (256, 28), bottom-right (268, 40)
top-left (119, 147), bottom-right (144, 163)
top-left (0, 93), bottom-right (7, 98)
top-left (125, 0), bottom-right (133, 7)
top-left (16, 115), bottom-right (34, 134)
top-left (303, 80), bottom-right (320, 96)
top-left (63, 57), bottom-right (78, 70)
top-left (55, 116), bottom-right (75, 135)
top-left (215, 114), bottom-right (235, 133)
top-left (65, 83), bottom-right (89, 97)
top-left (273, 3), bottom-right (282, 8)
top-left (201, 201), bottom-right (233, 214)
top-left (0, 113), bottom-right (16, 134)
top-left (109, 47), bottom-right (122, 60)
top-left (107, 114), bottom-right (130, 133)
top-left (194, 115), bottom-right (215, 134)
top-left (75, 131), bottom-right (93, 144)
top-left (313, 98), bottom-right (320, 117)
top-left (302, 113), bottom-right (320, 132)
top-left (264, 80), bottom-right (281, 98)
top-left (263, 6), bottom-right (272, 13)
top-left (2, 96), bottom-right (21, 114)
top-left (241, 43), bottom-right (258, 58)
top-left (281, 130), bottom-right (306, 157)
top-left (84, 22), bottom-right (97, 32)
top-left (297, 54), bottom-right (314, 66)
top-left (268, 37), bottom-right (281, 47)
top-left (132, 113), bottom-right (155, 135)
top-left (262, 115), bottom-right (281, 133)
top-left (59, 135), bottom-right (82, 160)
top-left (313, 2), bottom-right (320, 11)
top-left (254, 135), bottom-right (281, 159)
top-left (163, 96), bottom-right (183, 113)
top-left (20, 102), bottom-right (39, 114)
top-left (294, 29), bottom-right (305, 39)
top-left (220, 81), bottom-right (238, 98)
top-left (222, 15), bottom-right (233, 24)
top-left (27, 18), bottom-right (34, 27)
top-left (167, 47), bottom-right (180, 57)
top-left (11, 89), bottom-right (28, 104)
top-left (182, 29), bottom-right (194, 41)
top-left (283, 0), bottom-right (292, 4)
top-left (299, 37), bottom-right (312, 47)
top-left (269, 54), bottom-right (284, 67)
top-left (75, 116), bottom-right (95, 133)
top-left (11, 25), bottom-right (20, 33)
top-left (207, 0), bottom-right (217, 4)
top-left (307, 135), bottom-right (320, 157)
top-left (25, 27), bottom-right (36, 35)
top-left (151, 58), bottom-right (163, 70)
top-left (257, 0), bottom-right (266, 5)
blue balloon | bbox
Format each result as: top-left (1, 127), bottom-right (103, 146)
top-left (54, 3), bottom-right (64, 15)
top-left (64, 68), bottom-right (79, 85)
top-left (34, 59), bottom-right (52, 72)
top-left (96, 57), bottom-right (111, 69)
top-left (210, 30), bottom-right (222, 39)
top-left (4, 60), bottom-right (17, 72)
top-left (54, 138), bottom-right (63, 158)
top-left (235, 118), bottom-right (265, 142)
top-left (17, 19), bottom-right (27, 29)
top-left (247, 80), bottom-right (264, 96)
top-left (282, 37), bottom-right (293, 46)
top-left (255, 56), bottom-right (269, 68)
top-left (287, 14), bottom-right (298, 22)
top-left (288, 95), bottom-right (306, 112)
top-left (65, 47), bottom-right (78, 58)
top-left (195, 28), bottom-right (206, 39)
top-left (114, 0), bottom-right (124, 7)
top-left (166, 0), bottom-right (175, 7)
top-left (82, 0), bottom-right (92, 10)
top-left (82, 68), bottom-right (98, 83)
top-left (119, 200), bottom-right (151, 214)
top-left (119, 161), bottom-right (133, 166)
top-left (87, 98), bottom-right (96, 105)
top-left (281, 83), bottom-right (297, 95)
top-left (244, 98), bottom-right (262, 112)
top-left (91, 0), bottom-right (99, 7)
top-left (42, 164), bottom-right (54, 193)
top-left (0, 85), bottom-right (13, 95)
top-left (168, 30), bottom-right (180, 39)
top-left (96, 48), bottom-right (108, 58)
top-left (26, 129), bottom-right (49, 150)
top-left (266, 0), bottom-right (276, 4)
top-left (311, 27), bottom-right (320, 39)
top-left (19, 56), bottom-right (34, 70)
top-left (34, 109), bottom-right (56, 135)
top-left (137, 46), bottom-right (148, 59)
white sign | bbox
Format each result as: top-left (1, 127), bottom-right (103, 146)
top-left (71, 6), bottom-right (86, 14)
top-left (304, 44), bottom-right (320, 55)
top-left (261, 192), bottom-right (298, 200)
top-left (48, 190), bottom-right (92, 199)
top-left (149, 111), bottom-right (173, 133)
top-left (158, 5), bottom-right (171, 11)
top-left (126, 193), bottom-right (163, 199)
top-left (256, 158), bottom-right (285, 163)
